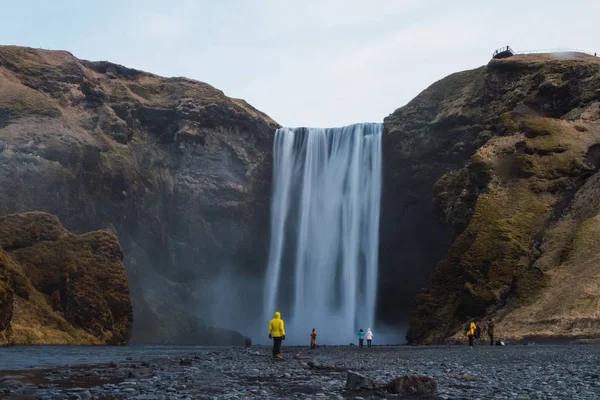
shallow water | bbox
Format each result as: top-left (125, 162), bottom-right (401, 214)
top-left (0, 344), bottom-right (224, 370)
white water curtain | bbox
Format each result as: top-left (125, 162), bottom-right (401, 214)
top-left (263, 123), bottom-right (382, 344)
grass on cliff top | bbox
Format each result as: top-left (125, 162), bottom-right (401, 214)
top-left (412, 67), bottom-right (487, 119)
top-left (0, 212), bottom-right (64, 251)
top-left (0, 79), bottom-right (59, 116)
top-left (0, 45), bottom-right (76, 73)
top-left (489, 53), bottom-right (600, 73)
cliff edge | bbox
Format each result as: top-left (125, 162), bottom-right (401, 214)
top-left (383, 52), bottom-right (600, 343)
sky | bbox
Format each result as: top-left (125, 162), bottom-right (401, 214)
top-left (1, 0), bottom-right (599, 127)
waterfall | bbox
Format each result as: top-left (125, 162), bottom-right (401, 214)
top-left (263, 123), bottom-right (382, 344)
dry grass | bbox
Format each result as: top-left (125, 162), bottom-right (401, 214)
top-left (0, 212), bottom-right (132, 345)
top-left (411, 111), bottom-right (600, 343)
top-left (0, 75), bottom-right (60, 120)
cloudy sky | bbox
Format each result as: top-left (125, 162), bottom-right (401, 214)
top-left (2, 0), bottom-right (598, 127)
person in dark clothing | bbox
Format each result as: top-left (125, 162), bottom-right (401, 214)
top-left (486, 319), bottom-right (495, 346)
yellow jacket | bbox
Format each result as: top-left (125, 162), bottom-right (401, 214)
top-left (466, 321), bottom-right (476, 336)
top-left (269, 311), bottom-right (286, 337)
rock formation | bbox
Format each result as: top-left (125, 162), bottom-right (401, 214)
top-left (3, 44), bottom-right (600, 345)
top-left (382, 53), bottom-right (600, 343)
top-left (0, 212), bottom-right (132, 345)
top-left (0, 45), bottom-right (278, 343)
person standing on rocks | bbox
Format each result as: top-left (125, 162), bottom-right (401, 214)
top-left (366, 328), bottom-right (373, 348)
top-left (465, 320), bottom-right (476, 347)
top-left (357, 329), bottom-right (365, 348)
top-left (486, 319), bottom-right (495, 346)
top-left (268, 311), bottom-right (286, 359)
top-left (310, 329), bottom-right (317, 349)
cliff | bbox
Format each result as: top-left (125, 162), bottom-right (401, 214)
top-left (0, 212), bottom-right (132, 345)
top-left (382, 53), bottom-right (600, 343)
top-left (0, 45), bottom-right (278, 343)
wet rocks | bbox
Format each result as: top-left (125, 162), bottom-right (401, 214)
top-left (346, 371), bottom-right (376, 390)
top-left (2, 344), bottom-right (600, 399)
top-left (386, 376), bottom-right (437, 397)
top-left (308, 356), bottom-right (333, 369)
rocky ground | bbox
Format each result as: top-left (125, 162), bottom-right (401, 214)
top-left (1, 344), bottom-right (599, 399)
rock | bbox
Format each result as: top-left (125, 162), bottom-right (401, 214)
top-left (346, 371), bottom-right (376, 390)
top-left (179, 358), bottom-right (193, 366)
top-left (0, 212), bottom-right (133, 345)
top-left (0, 45), bottom-right (277, 345)
top-left (386, 376), bottom-right (437, 397)
top-left (0, 379), bottom-right (23, 388)
top-left (308, 356), bottom-right (332, 369)
top-left (79, 391), bottom-right (91, 400)
top-left (382, 53), bottom-right (600, 344)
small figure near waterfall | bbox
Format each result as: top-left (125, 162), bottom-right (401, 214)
top-left (268, 311), bottom-right (286, 359)
top-left (464, 319), bottom-right (477, 347)
top-left (357, 329), bottom-right (365, 348)
top-left (310, 329), bottom-right (317, 349)
top-left (486, 319), bottom-right (495, 346)
top-left (366, 328), bottom-right (373, 348)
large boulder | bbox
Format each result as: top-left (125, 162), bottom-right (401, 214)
top-left (0, 212), bottom-right (133, 345)
top-left (345, 370), bottom-right (376, 391)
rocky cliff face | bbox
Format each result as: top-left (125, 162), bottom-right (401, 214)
top-left (0, 46), bottom-right (278, 343)
top-left (0, 212), bottom-right (132, 345)
top-left (382, 53), bottom-right (600, 343)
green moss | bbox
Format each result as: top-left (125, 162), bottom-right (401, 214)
top-left (469, 153), bottom-right (493, 187)
top-left (0, 212), bottom-right (132, 345)
top-left (510, 153), bottom-right (537, 177)
top-left (521, 117), bottom-right (559, 138)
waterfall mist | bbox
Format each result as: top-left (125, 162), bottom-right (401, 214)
top-left (263, 123), bottom-right (383, 345)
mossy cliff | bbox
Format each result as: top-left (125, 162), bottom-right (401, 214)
top-left (382, 53), bottom-right (600, 343)
top-left (0, 212), bottom-right (132, 345)
top-left (0, 46), bottom-right (277, 343)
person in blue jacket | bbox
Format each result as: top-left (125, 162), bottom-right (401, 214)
top-left (357, 329), bottom-right (365, 348)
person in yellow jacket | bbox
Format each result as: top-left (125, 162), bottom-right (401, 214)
top-left (268, 311), bottom-right (286, 358)
top-left (465, 320), bottom-right (477, 347)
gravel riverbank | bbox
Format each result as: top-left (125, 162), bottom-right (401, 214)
top-left (1, 344), bottom-right (599, 399)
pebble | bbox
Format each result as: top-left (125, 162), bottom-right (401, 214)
top-left (1, 345), bottom-right (599, 399)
